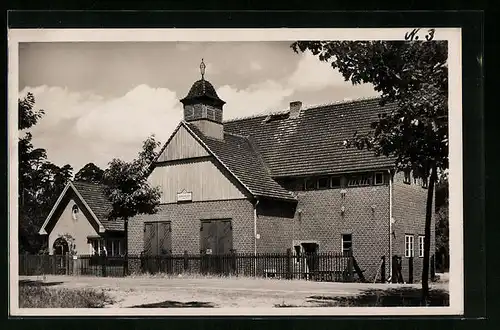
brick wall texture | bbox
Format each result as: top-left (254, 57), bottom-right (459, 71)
top-left (392, 171), bottom-right (436, 283)
top-left (128, 199), bottom-right (254, 272)
top-left (257, 185), bottom-right (390, 281)
top-left (127, 172), bottom-right (434, 282)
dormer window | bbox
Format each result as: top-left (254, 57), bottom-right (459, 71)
top-left (71, 204), bottom-right (79, 220)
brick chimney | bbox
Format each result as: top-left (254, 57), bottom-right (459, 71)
top-left (289, 101), bottom-right (302, 119)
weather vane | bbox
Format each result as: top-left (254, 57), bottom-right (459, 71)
top-left (200, 58), bottom-right (206, 80)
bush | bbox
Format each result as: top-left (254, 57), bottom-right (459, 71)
top-left (19, 284), bottom-right (114, 308)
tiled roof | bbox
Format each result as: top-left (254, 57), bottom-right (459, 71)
top-left (185, 123), bottom-right (297, 201)
top-left (223, 98), bottom-right (397, 178)
top-left (72, 181), bottom-right (124, 232)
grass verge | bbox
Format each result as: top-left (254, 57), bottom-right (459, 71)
top-left (19, 280), bottom-right (115, 308)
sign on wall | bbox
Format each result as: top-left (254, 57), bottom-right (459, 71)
top-left (177, 189), bottom-right (193, 202)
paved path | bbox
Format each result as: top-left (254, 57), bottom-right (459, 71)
top-left (18, 275), bottom-right (448, 308)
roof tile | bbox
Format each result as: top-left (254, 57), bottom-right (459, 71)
top-left (223, 98), bottom-right (396, 177)
top-left (72, 181), bottom-right (124, 232)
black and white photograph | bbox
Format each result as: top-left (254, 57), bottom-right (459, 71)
top-left (8, 28), bottom-right (463, 316)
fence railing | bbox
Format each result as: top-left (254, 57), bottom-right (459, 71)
top-left (19, 254), bottom-right (69, 276)
top-left (136, 251), bottom-right (355, 281)
top-left (19, 251), bottom-right (361, 282)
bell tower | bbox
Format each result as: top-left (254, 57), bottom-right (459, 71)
top-left (180, 59), bottom-right (226, 139)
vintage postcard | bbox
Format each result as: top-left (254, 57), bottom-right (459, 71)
top-left (8, 28), bottom-right (463, 316)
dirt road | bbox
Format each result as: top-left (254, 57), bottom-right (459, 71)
top-left (18, 275), bottom-right (448, 308)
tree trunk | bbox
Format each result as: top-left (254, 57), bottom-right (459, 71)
top-left (421, 164), bottom-right (437, 304)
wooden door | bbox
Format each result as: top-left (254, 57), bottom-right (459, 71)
top-left (144, 222), bottom-right (172, 255)
top-left (217, 220), bottom-right (233, 254)
top-left (200, 220), bottom-right (233, 255)
top-left (200, 219), bottom-right (234, 275)
top-left (158, 222), bottom-right (172, 255)
top-left (143, 222), bottom-right (157, 256)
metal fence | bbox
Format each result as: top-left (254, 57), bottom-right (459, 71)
top-left (19, 252), bottom-right (360, 282)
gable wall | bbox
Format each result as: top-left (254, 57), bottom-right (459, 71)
top-left (48, 194), bottom-right (99, 255)
top-left (157, 125), bottom-right (209, 162)
top-left (149, 159), bottom-right (247, 204)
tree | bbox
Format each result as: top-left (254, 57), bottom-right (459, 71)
top-left (18, 93), bottom-right (73, 253)
top-left (75, 163), bottom-right (105, 183)
top-left (102, 136), bottom-right (161, 274)
top-left (435, 175), bottom-right (449, 272)
top-left (291, 40), bottom-right (448, 304)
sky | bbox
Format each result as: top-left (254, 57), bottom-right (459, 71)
top-left (19, 41), bottom-right (379, 172)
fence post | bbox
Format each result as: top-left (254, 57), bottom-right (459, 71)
top-left (286, 248), bottom-right (292, 280)
top-left (65, 253), bottom-right (69, 275)
top-left (347, 255), bottom-right (354, 282)
top-left (391, 255), bottom-right (398, 283)
top-left (102, 255), bottom-right (107, 277)
top-left (380, 256), bottom-right (386, 283)
top-left (183, 250), bottom-right (189, 272)
top-left (408, 256), bottom-right (413, 284)
top-left (231, 250), bottom-right (237, 276)
top-left (52, 254), bottom-right (57, 274)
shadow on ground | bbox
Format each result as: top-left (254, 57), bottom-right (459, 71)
top-left (19, 280), bottom-right (64, 287)
top-left (130, 300), bottom-right (215, 308)
top-left (275, 287), bottom-right (449, 307)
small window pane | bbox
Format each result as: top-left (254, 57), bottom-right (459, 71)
top-left (342, 234), bottom-right (352, 255)
top-left (331, 176), bottom-right (341, 188)
top-left (374, 172), bottom-right (384, 185)
top-left (317, 177), bottom-right (329, 189)
top-left (348, 176), bottom-right (360, 186)
top-left (305, 178), bottom-right (316, 190)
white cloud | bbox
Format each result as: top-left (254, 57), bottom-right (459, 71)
top-left (217, 80), bottom-right (294, 119)
top-left (287, 50), bottom-right (348, 91)
top-left (20, 84), bottom-right (183, 170)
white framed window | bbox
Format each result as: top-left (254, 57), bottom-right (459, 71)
top-left (374, 172), bottom-right (384, 185)
top-left (348, 173), bottom-right (372, 187)
top-left (89, 239), bottom-right (103, 256)
top-left (106, 239), bottom-right (124, 256)
top-left (405, 235), bottom-right (414, 257)
top-left (418, 235), bottom-right (425, 258)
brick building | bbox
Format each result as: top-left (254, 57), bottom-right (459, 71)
top-left (126, 69), bottom-right (435, 282)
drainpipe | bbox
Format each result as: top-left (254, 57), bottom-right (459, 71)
top-left (388, 169), bottom-right (394, 282)
top-left (253, 199), bottom-right (260, 275)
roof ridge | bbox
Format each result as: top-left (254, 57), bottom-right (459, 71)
top-left (223, 96), bottom-right (382, 123)
top-left (72, 180), bottom-right (105, 187)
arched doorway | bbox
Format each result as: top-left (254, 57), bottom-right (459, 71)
top-left (53, 237), bottom-right (69, 274)
top-left (53, 237), bottom-right (69, 255)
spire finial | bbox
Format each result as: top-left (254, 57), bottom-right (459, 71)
top-left (200, 58), bottom-right (206, 80)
